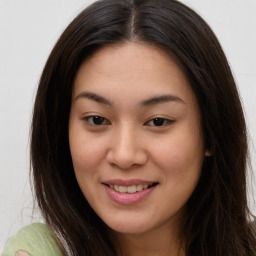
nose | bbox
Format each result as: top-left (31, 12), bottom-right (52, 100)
top-left (106, 125), bottom-right (148, 169)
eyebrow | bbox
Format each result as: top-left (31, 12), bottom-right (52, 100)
top-left (74, 91), bottom-right (184, 107)
top-left (75, 92), bottom-right (113, 106)
top-left (140, 95), bottom-right (184, 106)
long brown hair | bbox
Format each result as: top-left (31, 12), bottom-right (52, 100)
top-left (30, 0), bottom-right (256, 255)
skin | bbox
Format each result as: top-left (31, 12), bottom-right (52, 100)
top-left (69, 42), bottom-right (207, 256)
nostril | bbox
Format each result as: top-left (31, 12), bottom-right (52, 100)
top-left (106, 147), bottom-right (148, 170)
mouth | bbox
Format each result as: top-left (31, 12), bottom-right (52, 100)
top-left (102, 180), bottom-right (159, 205)
top-left (105, 183), bottom-right (158, 194)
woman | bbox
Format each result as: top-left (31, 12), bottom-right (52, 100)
top-left (3, 0), bottom-right (256, 255)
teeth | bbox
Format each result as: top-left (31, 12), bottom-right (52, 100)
top-left (127, 185), bottom-right (136, 193)
top-left (109, 184), bottom-right (153, 193)
top-left (137, 185), bottom-right (143, 191)
top-left (119, 186), bottom-right (127, 193)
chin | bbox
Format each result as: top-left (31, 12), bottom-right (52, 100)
top-left (103, 217), bottom-right (156, 235)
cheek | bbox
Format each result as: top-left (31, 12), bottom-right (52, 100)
top-left (69, 132), bottom-right (107, 201)
top-left (150, 133), bottom-right (204, 212)
top-left (150, 131), bottom-right (204, 177)
top-left (69, 131), bottom-right (106, 172)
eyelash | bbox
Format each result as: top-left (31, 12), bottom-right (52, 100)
top-left (145, 118), bottom-right (174, 127)
top-left (83, 116), bottom-right (110, 126)
top-left (83, 116), bottom-right (174, 127)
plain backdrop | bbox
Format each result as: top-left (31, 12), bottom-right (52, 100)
top-left (0, 0), bottom-right (256, 252)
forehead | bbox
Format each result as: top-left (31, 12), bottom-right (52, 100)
top-left (73, 42), bottom-right (196, 107)
top-left (77, 42), bottom-right (183, 78)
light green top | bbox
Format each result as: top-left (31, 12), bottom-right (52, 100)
top-left (3, 223), bottom-right (63, 256)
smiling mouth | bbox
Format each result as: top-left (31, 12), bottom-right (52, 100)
top-left (105, 183), bottom-right (158, 194)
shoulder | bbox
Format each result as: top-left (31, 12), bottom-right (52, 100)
top-left (2, 223), bottom-right (64, 256)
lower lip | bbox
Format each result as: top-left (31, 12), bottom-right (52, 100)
top-left (103, 184), bottom-right (157, 206)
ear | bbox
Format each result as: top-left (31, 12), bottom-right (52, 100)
top-left (205, 149), bottom-right (212, 157)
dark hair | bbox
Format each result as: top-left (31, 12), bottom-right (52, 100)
top-left (30, 0), bottom-right (256, 255)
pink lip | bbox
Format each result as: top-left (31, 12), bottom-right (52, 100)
top-left (102, 180), bottom-right (158, 206)
top-left (102, 179), bottom-right (156, 186)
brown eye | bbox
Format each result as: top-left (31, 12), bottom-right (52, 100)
top-left (152, 118), bottom-right (165, 126)
top-left (146, 118), bottom-right (173, 127)
top-left (84, 116), bottom-right (109, 125)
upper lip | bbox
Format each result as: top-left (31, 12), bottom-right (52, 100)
top-left (102, 179), bottom-right (158, 186)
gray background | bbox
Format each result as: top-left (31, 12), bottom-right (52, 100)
top-left (1, 0), bottom-right (256, 252)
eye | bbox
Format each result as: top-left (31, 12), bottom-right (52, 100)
top-left (84, 116), bottom-right (110, 126)
top-left (146, 118), bottom-right (173, 127)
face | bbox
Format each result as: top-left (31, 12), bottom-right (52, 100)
top-left (69, 42), bottom-right (206, 236)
